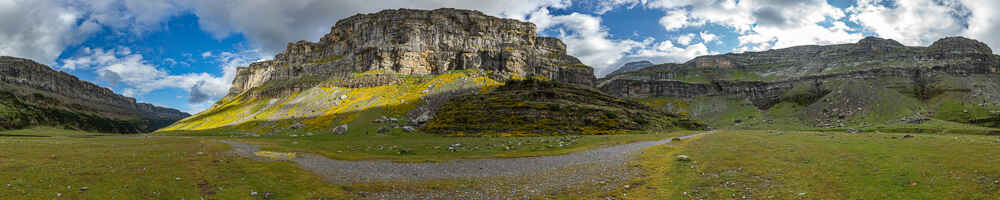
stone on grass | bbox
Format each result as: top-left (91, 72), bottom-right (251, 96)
top-left (333, 124), bottom-right (348, 135)
top-left (902, 134), bottom-right (914, 139)
top-left (676, 155), bottom-right (691, 162)
top-left (79, 187), bottom-right (88, 192)
top-left (671, 137), bottom-right (682, 141)
top-left (401, 126), bottom-right (417, 132)
top-left (377, 126), bottom-right (391, 133)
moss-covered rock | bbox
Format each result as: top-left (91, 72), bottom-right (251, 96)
top-left (422, 79), bottom-right (704, 136)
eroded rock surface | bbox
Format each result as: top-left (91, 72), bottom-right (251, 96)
top-left (228, 8), bottom-right (594, 99)
top-left (0, 56), bottom-right (189, 132)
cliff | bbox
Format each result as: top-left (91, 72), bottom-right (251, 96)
top-left (226, 8), bottom-right (594, 99)
top-left (163, 8), bottom-right (608, 134)
top-left (0, 56), bottom-right (189, 133)
top-left (600, 37), bottom-right (1000, 130)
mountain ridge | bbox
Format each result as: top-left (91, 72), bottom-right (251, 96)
top-left (0, 56), bottom-right (190, 133)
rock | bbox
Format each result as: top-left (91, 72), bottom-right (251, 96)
top-left (676, 155), bottom-right (691, 162)
top-left (333, 124), bottom-right (348, 135)
top-left (411, 111), bottom-right (433, 125)
top-left (175, 177), bottom-right (182, 181)
top-left (225, 8), bottom-right (596, 100)
top-left (289, 123), bottom-right (306, 129)
top-left (57, 193), bottom-right (62, 197)
top-left (671, 137), bottom-right (682, 141)
top-left (79, 187), bottom-right (88, 192)
top-left (263, 192), bottom-right (273, 199)
top-left (251, 190), bottom-right (258, 196)
top-left (339, 95), bottom-right (348, 100)
top-left (902, 134), bottom-right (914, 139)
top-left (401, 126), bottom-right (417, 132)
top-left (847, 128), bottom-right (859, 134)
top-left (0, 56), bottom-right (190, 133)
top-left (305, 132), bottom-right (314, 136)
top-left (377, 126), bottom-right (391, 133)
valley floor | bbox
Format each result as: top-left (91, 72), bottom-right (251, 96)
top-left (2, 128), bottom-right (1000, 199)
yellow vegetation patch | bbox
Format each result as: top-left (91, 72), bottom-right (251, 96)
top-left (254, 151), bottom-right (297, 160)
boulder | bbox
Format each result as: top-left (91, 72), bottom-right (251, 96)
top-left (332, 124), bottom-right (348, 135)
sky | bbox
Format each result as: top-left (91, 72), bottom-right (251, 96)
top-left (1, 0), bottom-right (997, 114)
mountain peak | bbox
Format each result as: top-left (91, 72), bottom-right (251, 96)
top-left (930, 36), bottom-right (992, 55)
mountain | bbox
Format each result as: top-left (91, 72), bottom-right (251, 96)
top-left (606, 60), bottom-right (654, 77)
top-left (0, 56), bottom-right (190, 133)
top-left (423, 78), bottom-right (703, 136)
top-left (599, 36), bottom-right (1000, 131)
top-left (161, 8), bottom-right (696, 135)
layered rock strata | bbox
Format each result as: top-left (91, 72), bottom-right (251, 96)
top-left (0, 56), bottom-right (189, 132)
top-left (227, 8), bottom-right (594, 99)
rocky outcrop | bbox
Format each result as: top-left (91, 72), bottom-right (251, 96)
top-left (0, 56), bottom-right (189, 133)
top-left (600, 37), bottom-right (1000, 100)
top-left (600, 36), bottom-right (1000, 129)
top-left (227, 8), bottom-right (594, 99)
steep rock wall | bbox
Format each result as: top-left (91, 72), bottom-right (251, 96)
top-left (227, 8), bottom-right (594, 99)
top-left (0, 56), bottom-right (189, 132)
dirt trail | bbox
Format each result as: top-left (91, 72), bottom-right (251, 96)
top-left (219, 132), bottom-right (706, 184)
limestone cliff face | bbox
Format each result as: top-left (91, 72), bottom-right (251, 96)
top-left (227, 8), bottom-right (593, 98)
top-left (0, 56), bottom-right (189, 132)
top-left (600, 36), bottom-right (1000, 129)
top-left (600, 37), bottom-right (1000, 99)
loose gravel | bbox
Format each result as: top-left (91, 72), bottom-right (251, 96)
top-left (219, 132), bottom-right (706, 198)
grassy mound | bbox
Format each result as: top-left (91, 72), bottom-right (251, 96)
top-left (423, 79), bottom-right (703, 136)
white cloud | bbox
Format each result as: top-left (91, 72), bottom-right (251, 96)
top-left (201, 51), bottom-right (212, 58)
top-left (528, 9), bottom-right (649, 77)
top-left (676, 33), bottom-right (695, 46)
top-left (633, 40), bottom-right (710, 64)
top-left (647, 0), bottom-right (863, 51)
top-left (848, 0), bottom-right (970, 46)
top-left (699, 31), bottom-right (717, 43)
top-left (179, 0), bottom-right (572, 55)
top-left (659, 9), bottom-right (699, 31)
top-left (963, 0), bottom-right (1000, 52)
top-left (58, 47), bottom-right (257, 111)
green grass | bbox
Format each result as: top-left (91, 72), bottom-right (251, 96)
top-left (0, 126), bottom-right (110, 137)
top-left (625, 130), bottom-right (1000, 199)
top-left (0, 133), bottom-right (347, 199)
top-left (167, 130), bottom-right (694, 162)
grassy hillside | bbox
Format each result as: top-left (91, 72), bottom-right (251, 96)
top-left (623, 131), bottom-right (1000, 199)
top-left (633, 75), bottom-right (1000, 133)
top-left (423, 79), bottom-right (704, 136)
top-left (161, 69), bottom-right (502, 134)
top-left (0, 90), bottom-right (149, 133)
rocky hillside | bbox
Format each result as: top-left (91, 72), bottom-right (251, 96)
top-left (162, 8), bottom-right (647, 135)
top-left (0, 56), bottom-right (189, 133)
top-left (600, 37), bottom-right (1000, 132)
top-left (606, 60), bottom-right (654, 77)
top-left (422, 78), bottom-right (702, 136)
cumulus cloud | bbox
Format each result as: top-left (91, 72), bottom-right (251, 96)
top-left (962, 0), bottom-right (1000, 52)
top-left (527, 9), bottom-right (651, 76)
top-left (58, 47), bottom-right (255, 105)
top-left (178, 0), bottom-right (572, 55)
top-left (848, 0), bottom-right (970, 46)
top-left (699, 31), bottom-right (717, 43)
top-left (676, 33), bottom-right (695, 46)
top-left (0, 0), bottom-right (183, 64)
top-left (646, 0), bottom-right (863, 51)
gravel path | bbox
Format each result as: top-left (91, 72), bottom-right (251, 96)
top-left (219, 132), bottom-right (705, 184)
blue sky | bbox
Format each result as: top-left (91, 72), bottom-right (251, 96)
top-left (1, 0), bottom-right (997, 113)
